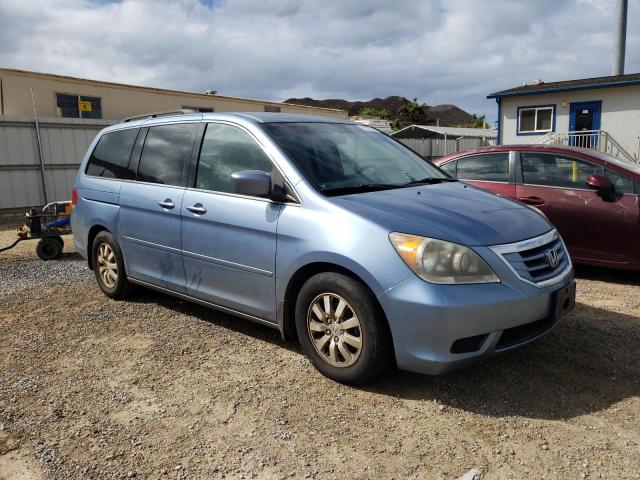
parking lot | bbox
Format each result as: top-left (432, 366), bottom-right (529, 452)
top-left (0, 226), bottom-right (639, 480)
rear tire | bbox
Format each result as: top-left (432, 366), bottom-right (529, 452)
top-left (295, 272), bottom-right (392, 385)
top-left (36, 237), bottom-right (62, 261)
top-left (91, 231), bottom-right (131, 299)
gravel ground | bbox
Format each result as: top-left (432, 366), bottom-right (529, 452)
top-left (0, 225), bottom-right (639, 479)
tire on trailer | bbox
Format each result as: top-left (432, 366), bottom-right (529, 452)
top-left (36, 237), bottom-right (63, 261)
top-left (52, 236), bottom-right (64, 250)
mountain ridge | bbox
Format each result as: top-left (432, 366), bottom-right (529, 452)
top-left (283, 96), bottom-right (473, 126)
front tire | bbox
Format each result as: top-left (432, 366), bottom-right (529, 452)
top-left (91, 231), bottom-right (130, 299)
top-left (295, 272), bottom-right (392, 385)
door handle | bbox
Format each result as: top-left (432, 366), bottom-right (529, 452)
top-left (518, 196), bottom-right (545, 206)
top-left (157, 199), bottom-right (175, 209)
top-left (186, 203), bottom-right (207, 215)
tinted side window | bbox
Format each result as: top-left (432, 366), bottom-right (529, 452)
top-left (195, 123), bottom-right (273, 194)
top-left (456, 153), bottom-right (509, 182)
top-left (606, 169), bottom-right (635, 194)
top-left (439, 160), bottom-right (457, 177)
top-left (521, 153), bottom-right (603, 188)
top-left (85, 128), bottom-right (138, 179)
top-left (137, 123), bottom-right (197, 186)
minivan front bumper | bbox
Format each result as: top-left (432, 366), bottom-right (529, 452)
top-left (377, 271), bottom-right (575, 375)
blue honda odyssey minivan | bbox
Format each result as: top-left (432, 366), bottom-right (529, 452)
top-left (71, 111), bottom-right (575, 384)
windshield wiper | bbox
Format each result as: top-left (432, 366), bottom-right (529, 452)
top-left (403, 176), bottom-right (459, 186)
top-left (321, 183), bottom-right (402, 196)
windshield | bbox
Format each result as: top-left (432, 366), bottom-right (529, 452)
top-left (263, 122), bottom-right (448, 195)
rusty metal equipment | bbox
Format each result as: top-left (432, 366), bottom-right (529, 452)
top-left (0, 201), bottom-right (73, 260)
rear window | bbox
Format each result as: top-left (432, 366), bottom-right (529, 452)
top-left (137, 123), bottom-right (198, 186)
top-left (85, 128), bottom-right (139, 179)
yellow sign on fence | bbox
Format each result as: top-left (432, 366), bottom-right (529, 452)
top-left (78, 100), bottom-right (92, 112)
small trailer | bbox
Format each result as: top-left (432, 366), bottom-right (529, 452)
top-left (0, 201), bottom-right (73, 260)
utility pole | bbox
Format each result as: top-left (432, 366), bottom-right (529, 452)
top-left (613, 0), bottom-right (628, 76)
top-left (31, 88), bottom-right (49, 205)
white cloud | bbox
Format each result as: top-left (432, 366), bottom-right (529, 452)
top-left (0, 0), bottom-right (638, 123)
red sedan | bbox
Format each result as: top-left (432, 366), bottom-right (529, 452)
top-left (434, 145), bottom-right (640, 270)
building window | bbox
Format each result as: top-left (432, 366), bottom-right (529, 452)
top-left (182, 106), bottom-right (214, 113)
top-left (517, 105), bottom-right (554, 134)
top-left (56, 93), bottom-right (102, 119)
top-left (264, 105), bottom-right (281, 113)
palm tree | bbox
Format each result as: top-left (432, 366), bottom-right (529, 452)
top-left (471, 114), bottom-right (487, 129)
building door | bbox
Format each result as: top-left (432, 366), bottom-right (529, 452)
top-left (569, 101), bottom-right (601, 148)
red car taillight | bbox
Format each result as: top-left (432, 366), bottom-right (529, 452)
top-left (72, 187), bottom-right (78, 206)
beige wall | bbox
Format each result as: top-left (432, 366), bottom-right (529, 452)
top-left (0, 69), bottom-right (347, 120)
top-left (500, 85), bottom-right (640, 157)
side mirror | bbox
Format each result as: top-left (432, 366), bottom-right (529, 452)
top-left (586, 174), bottom-right (616, 202)
top-left (231, 170), bottom-right (272, 197)
top-left (586, 174), bottom-right (614, 192)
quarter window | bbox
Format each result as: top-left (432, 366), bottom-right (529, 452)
top-left (195, 123), bottom-right (273, 194)
top-left (137, 123), bottom-right (198, 186)
top-left (85, 128), bottom-right (138, 179)
top-left (518, 106), bottom-right (554, 133)
top-left (520, 153), bottom-right (603, 188)
top-left (439, 161), bottom-right (457, 177)
top-left (456, 153), bottom-right (509, 182)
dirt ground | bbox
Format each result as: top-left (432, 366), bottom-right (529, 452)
top-left (0, 225), bottom-right (638, 480)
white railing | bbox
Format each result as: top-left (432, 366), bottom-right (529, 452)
top-left (533, 130), bottom-right (637, 163)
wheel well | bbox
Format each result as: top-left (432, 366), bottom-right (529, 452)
top-left (86, 225), bottom-right (108, 269)
top-left (282, 263), bottom-right (393, 353)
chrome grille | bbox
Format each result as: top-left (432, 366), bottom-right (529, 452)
top-left (490, 230), bottom-right (572, 287)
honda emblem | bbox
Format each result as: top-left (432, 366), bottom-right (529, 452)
top-left (545, 249), bottom-right (560, 268)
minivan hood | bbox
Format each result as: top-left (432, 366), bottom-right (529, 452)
top-left (332, 182), bottom-right (551, 246)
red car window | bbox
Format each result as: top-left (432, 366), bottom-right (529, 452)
top-left (456, 153), bottom-right (509, 182)
top-left (606, 169), bottom-right (635, 195)
top-left (520, 153), bottom-right (603, 189)
top-left (439, 160), bottom-right (457, 177)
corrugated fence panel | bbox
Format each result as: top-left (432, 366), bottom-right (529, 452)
top-left (45, 168), bottom-right (79, 203)
top-left (0, 116), bottom-right (112, 211)
top-left (397, 137), bottom-right (491, 158)
top-left (2, 119), bottom-right (494, 212)
top-left (0, 124), bottom-right (39, 166)
top-left (2, 170), bottom-right (45, 208)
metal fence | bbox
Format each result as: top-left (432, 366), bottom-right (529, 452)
top-left (0, 116), bottom-right (114, 213)
top-left (533, 130), bottom-right (638, 163)
top-left (0, 119), bottom-right (496, 214)
top-left (397, 137), bottom-right (495, 159)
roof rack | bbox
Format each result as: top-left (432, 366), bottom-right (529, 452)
top-left (122, 108), bottom-right (197, 123)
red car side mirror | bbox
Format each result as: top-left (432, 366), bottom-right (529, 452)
top-left (586, 174), bottom-right (614, 192)
top-left (586, 174), bottom-right (616, 202)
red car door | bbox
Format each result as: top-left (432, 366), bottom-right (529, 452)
top-left (449, 152), bottom-right (516, 198)
top-left (516, 151), bottom-right (639, 266)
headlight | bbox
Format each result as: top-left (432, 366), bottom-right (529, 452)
top-left (389, 233), bottom-right (499, 284)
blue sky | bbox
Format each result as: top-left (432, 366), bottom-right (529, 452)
top-left (1, 0), bottom-right (638, 124)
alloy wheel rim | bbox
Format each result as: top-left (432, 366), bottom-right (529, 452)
top-left (97, 243), bottom-right (118, 288)
top-left (307, 293), bottom-right (363, 368)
